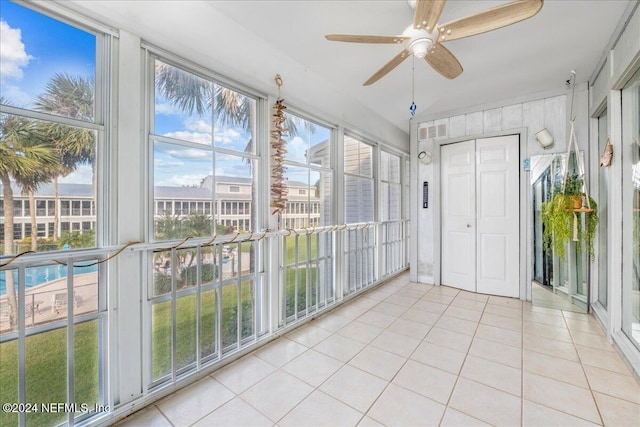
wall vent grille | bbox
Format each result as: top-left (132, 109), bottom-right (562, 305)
top-left (418, 123), bottom-right (447, 141)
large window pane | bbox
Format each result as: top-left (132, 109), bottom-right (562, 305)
top-left (213, 154), bottom-right (255, 233)
top-left (1, 115), bottom-right (97, 255)
top-left (281, 112), bottom-right (332, 229)
top-left (282, 113), bottom-right (330, 165)
top-left (0, 2), bottom-right (96, 122)
top-left (622, 69), bottom-right (640, 349)
top-left (598, 112), bottom-right (608, 308)
top-left (344, 175), bottom-right (374, 223)
top-left (153, 141), bottom-right (213, 240)
top-left (344, 136), bottom-right (374, 224)
top-left (344, 136), bottom-right (372, 177)
top-left (155, 60), bottom-right (212, 145)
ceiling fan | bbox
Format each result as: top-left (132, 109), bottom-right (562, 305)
top-left (325, 0), bottom-right (543, 85)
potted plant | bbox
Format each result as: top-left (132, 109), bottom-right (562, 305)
top-left (541, 174), bottom-right (599, 261)
top-left (563, 174), bottom-right (584, 209)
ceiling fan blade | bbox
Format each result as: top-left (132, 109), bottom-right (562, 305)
top-left (425, 44), bottom-right (463, 79)
top-left (364, 49), bottom-right (411, 86)
top-left (439, 0), bottom-right (543, 42)
top-left (413, 0), bottom-right (446, 31)
top-left (325, 34), bottom-right (408, 44)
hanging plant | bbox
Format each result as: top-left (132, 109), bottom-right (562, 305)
top-left (542, 194), bottom-right (598, 261)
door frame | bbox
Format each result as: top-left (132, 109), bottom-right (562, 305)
top-left (433, 128), bottom-right (529, 300)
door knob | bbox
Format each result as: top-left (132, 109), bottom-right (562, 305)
top-left (466, 224), bottom-right (472, 228)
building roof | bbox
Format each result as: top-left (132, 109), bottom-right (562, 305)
top-left (0, 182), bottom-right (93, 198)
top-left (2, 176), bottom-right (314, 198)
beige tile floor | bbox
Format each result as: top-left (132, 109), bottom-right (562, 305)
top-left (117, 272), bottom-right (640, 426)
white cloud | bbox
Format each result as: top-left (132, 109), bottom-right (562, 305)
top-left (184, 117), bottom-right (212, 133)
top-left (286, 136), bottom-right (308, 162)
top-left (58, 164), bottom-right (93, 185)
top-left (155, 102), bottom-right (180, 115)
top-left (154, 159), bottom-right (184, 169)
top-left (159, 174), bottom-right (206, 187)
top-left (214, 127), bottom-right (241, 145)
top-left (0, 20), bottom-right (33, 79)
top-left (1, 83), bottom-right (32, 107)
top-left (162, 131), bottom-right (212, 145)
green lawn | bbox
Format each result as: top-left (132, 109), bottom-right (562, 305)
top-left (284, 234), bottom-right (319, 265)
top-left (151, 283), bottom-right (254, 380)
top-left (0, 236), bottom-right (326, 426)
top-left (0, 321), bottom-right (99, 427)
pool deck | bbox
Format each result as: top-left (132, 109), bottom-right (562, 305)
top-left (0, 272), bottom-right (98, 333)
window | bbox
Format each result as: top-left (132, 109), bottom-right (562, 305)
top-left (82, 200), bottom-right (92, 216)
top-left (61, 201), bottom-right (70, 216)
top-left (152, 59), bottom-right (257, 241)
top-left (13, 200), bottom-right (22, 217)
top-left (0, 4), bottom-right (108, 426)
top-left (36, 200), bottom-right (46, 216)
top-left (380, 150), bottom-right (402, 221)
top-left (281, 112), bottom-right (332, 228)
top-left (344, 136), bottom-right (374, 223)
top-left (1, 3), bottom-right (100, 256)
top-left (597, 110), bottom-right (608, 309)
top-left (622, 68), bottom-right (640, 349)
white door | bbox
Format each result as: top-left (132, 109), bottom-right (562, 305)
top-left (476, 136), bottom-right (519, 297)
top-left (441, 136), bottom-right (519, 297)
top-left (441, 140), bottom-right (476, 292)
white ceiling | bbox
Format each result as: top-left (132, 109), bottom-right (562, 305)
top-left (208, 0), bottom-right (633, 132)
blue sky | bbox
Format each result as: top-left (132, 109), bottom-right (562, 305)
top-left (0, 1), bottom-right (95, 108)
top-left (1, 1), bottom-right (331, 189)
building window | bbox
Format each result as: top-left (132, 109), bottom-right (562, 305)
top-left (61, 201), bottom-right (70, 216)
top-left (299, 189), bottom-right (306, 195)
top-left (82, 200), bottom-right (92, 216)
top-left (36, 200), bottom-right (47, 216)
top-left (13, 200), bottom-right (22, 217)
top-left (229, 185), bottom-right (240, 193)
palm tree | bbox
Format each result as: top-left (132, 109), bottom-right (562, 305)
top-left (156, 61), bottom-right (310, 273)
top-left (34, 73), bottom-right (95, 242)
top-left (1, 105), bottom-right (58, 328)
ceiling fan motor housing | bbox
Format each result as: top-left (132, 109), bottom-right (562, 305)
top-left (402, 25), bottom-right (437, 58)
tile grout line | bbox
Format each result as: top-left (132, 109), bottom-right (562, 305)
top-left (562, 309), bottom-right (606, 426)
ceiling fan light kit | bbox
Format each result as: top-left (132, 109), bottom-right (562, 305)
top-left (325, 0), bottom-right (544, 86)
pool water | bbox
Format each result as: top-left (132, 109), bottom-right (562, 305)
top-left (0, 264), bottom-right (97, 295)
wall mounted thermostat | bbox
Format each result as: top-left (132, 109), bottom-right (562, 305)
top-left (423, 181), bottom-right (429, 208)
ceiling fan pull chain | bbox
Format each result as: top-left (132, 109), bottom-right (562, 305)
top-left (410, 56), bottom-right (417, 116)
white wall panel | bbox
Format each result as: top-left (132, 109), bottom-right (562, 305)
top-left (449, 115), bottom-right (466, 138)
top-left (502, 104), bottom-right (523, 130)
top-left (483, 108), bottom-right (502, 133)
top-left (522, 99), bottom-right (545, 154)
top-left (465, 111), bottom-right (483, 135)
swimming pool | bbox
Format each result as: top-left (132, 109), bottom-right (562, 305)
top-left (0, 264), bottom-right (97, 295)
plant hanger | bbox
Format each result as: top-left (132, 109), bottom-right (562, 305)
top-left (560, 71), bottom-right (593, 243)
